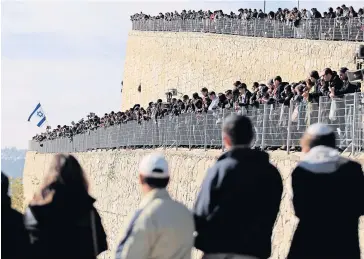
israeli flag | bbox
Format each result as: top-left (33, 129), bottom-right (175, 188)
top-left (28, 103), bottom-right (47, 127)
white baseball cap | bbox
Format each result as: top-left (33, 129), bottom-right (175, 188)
top-left (139, 153), bottom-right (169, 179)
top-left (306, 123), bottom-right (334, 136)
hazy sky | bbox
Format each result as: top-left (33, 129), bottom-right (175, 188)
top-left (1, 0), bottom-right (363, 149)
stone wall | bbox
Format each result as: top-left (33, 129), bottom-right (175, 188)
top-left (121, 31), bottom-right (359, 109)
top-left (23, 150), bottom-right (364, 259)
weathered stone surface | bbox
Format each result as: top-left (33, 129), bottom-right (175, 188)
top-left (23, 150), bottom-right (364, 259)
top-left (121, 31), bottom-right (360, 110)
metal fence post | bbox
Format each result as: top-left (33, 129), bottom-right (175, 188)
top-left (352, 93), bottom-right (357, 154)
top-left (189, 113), bottom-right (192, 150)
top-left (286, 101), bottom-right (294, 154)
top-left (126, 125), bottom-right (130, 149)
top-left (221, 109), bottom-right (225, 152)
top-left (347, 19), bottom-right (350, 41)
top-left (254, 19), bottom-right (257, 37)
top-left (152, 121), bottom-right (155, 149)
top-left (237, 19), bottom-right (241, 35)
top-left (175, 116), bottom-right (179, 150)
top-left (318, 97), bottom-right (322, 122)
top-left (319, 19), bottom-right (322, 40)
top-left (273, 20), bottom-right (276, 38)
top-left (261, 104), bottom-right (268, 150)
top-left (204, 112), bottom-right (208, 151)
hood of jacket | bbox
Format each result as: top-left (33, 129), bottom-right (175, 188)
top-left (298, 145), bottom-right (349, 174)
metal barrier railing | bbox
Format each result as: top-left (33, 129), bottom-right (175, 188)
top-left (29, 93), bottom-right (364, 154)
top-left (131, 18), bottom-right (364, 42)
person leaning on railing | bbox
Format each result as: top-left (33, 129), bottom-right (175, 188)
top-left (330, 67), bottom-right (361, 98)
top-left (303, 69), bottom-right (332, 103)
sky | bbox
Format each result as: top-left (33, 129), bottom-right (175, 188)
top-left (1, 0), bottom-right (363, 149)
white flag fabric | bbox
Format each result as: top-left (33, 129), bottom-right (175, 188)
top-left (28, 103), bottom-right (47, 127)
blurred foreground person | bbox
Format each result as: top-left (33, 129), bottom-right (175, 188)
top-left (194, 115), bottom-right (283, 259)
top-left (25, 154), bottom-right (107, 259)
top-left (1, 172), bottom-right (30, 259)
top-left (114, 153), bottom-right (195, 259)
top-left (288, 124), bottom-right (364, 259)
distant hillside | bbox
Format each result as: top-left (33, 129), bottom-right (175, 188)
top-left (1, 148), bottom-right (27, 178)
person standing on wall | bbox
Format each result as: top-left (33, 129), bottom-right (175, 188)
top-left (193, 114), bottom-right (283, 259)
top-left (114, 153), bottom-right (195, 259)
top-left (24, 154), bottom-right (108, 259)
top-left (288, 123), bottom-right (364, 259)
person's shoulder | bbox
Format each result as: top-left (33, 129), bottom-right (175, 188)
top-left (213, 154), bottom-right (238, 173)
top-left (340, 159), bottom-right (363, 175)
top-left (295, 155), bottom-right (362, 176)
top-left (5, 207), bottom-right (25, 229)
top-left (144, 197), bottom-right (193, 225)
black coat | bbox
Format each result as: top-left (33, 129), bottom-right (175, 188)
top-left (279, 91), bottom-right (294, 106)
top-left (25, 194), bottom-right (108, 259)
top-left (238, 90), bottom-right (252, 107)
top-left (334, 80), bottom-right (359, 97)
top-left (288, 146), bottom-right (364, 259)
top-left (193, 148), bottom-right (283, 258)
top-left (1, 183), bottom-right (30, 259)
top-left (273, 82), bottom-right (288, 101)
top-left (309, 79), bottom-right (330, 103)
top-left (327, 74), bottom-right (344, 93)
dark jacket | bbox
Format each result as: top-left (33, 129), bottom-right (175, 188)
top-left (327, 74), bottom-right (344, 93)
top-left (334, 80), bottom-right (359, 97)
top-left (193, 148), bottom-right (283, 258)
top-left (1, 173), bottom-right (30, 259)
top-left (193, 98), bottom-right (204, 113)
top-left (225, 98), bottom-right (234, 109)
top-left (25, 194), bottom-right (108, 259)
top-left (308, 79), bottom-right (330, 103)
top-left (288, 146), bottom-right (364, 259)
top-left (250, 91), bottom-right (260, 108)
top-left (273, 82), bottom-right (288, 101)
top-left (279, 91), bottom-right (294, 106)
top-left (238, 90), bottom-right (252, 107)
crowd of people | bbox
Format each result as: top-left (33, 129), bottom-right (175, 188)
top-left (33, 66), bottom-right (361, 143)
top-left (4, 117), bottom-right (364, 259)
top-left (131, 5), bottom-right (364, 23)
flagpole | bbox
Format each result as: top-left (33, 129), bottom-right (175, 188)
top-left (263, 0), bottom-right (266, 13)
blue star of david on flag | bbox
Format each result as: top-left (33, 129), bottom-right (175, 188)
top-left (37, 111), bottom-right (44, 117)
top-left (28, 103), bottom-right (47, 127)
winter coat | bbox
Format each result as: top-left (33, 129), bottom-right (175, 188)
top-left (114, 188), bottom-right (194, 259)
top-left (1, 173), bottom-right (30, 259)
top-left (25, 194), bottom-right (108, 259)
top-left (334, 80), bottom-right (359, 97)
top-left (288, 146), bottom-right (364, 259)
top-left (194, 148), bottom-right (283, 258)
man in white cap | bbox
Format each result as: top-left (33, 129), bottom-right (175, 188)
top-left (288, 123), bottom-right (364, 259)
top-left (114, 153), bottom-right (195, 259)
